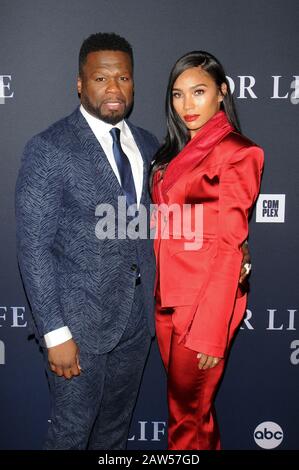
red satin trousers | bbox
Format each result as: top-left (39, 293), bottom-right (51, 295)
top-left (155, 297), bottom-right (226, 450)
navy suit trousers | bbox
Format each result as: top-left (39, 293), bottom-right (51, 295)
top-left (44, 283), bottom-right (151, 450)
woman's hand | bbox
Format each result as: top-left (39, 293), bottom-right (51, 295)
top-left (239, 240), bottom-right (251, 284)
top-left (197, 353), bottom-right (221, 370)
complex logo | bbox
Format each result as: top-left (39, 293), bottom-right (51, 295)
top-left (254, 421), bottom-right (284, 449)
top-left (256, 194), bottom-right (286, 223)
top-left (0, 75), bottom-right (14, 104)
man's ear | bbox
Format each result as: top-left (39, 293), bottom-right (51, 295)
top-left (77, 76), bottom-right (82, 95)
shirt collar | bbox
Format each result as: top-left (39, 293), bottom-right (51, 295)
top-left (80, 104), bottom-right (127, 138)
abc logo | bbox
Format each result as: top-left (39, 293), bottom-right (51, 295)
top-left (254, 421), bottom-right (283, 449)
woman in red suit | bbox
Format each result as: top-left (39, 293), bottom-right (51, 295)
top-left (150, 51), bottom-right (264, 450)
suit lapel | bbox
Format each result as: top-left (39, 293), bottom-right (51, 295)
top-left (162, 111), bottom-right (233, 199)
top-left (69, 108), bottom-right (123, 206)
top-left (69, 109), bottom-right (153, 210)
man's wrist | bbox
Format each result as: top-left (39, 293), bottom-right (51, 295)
top-left (44, 326), bottom-right (72, 348)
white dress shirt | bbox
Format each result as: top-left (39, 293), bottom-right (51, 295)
top-left (80, 105), bottom-right (144, 205)
top-left (44, 105), bottom-right (144, 348)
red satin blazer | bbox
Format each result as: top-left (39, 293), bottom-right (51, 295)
top-left (152, 111), bottom-right (264, 358)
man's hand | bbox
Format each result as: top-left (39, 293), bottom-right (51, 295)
top-left (197, 353), bottom-right (221, 370)
top-left (239, 241), bottom-right (251, 284)
top-left (48, 338), bottom-right (81, 379)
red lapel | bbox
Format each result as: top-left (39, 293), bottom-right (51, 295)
top-left (162, 111), bottom-right (234, 197)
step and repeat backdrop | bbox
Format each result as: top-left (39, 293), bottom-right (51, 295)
top-left (0, 0), bottom-right (298, 450)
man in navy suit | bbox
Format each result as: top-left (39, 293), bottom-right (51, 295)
top-left (15, 33), bottom-right (159, 450)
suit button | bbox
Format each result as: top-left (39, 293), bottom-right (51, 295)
top-left (131, 264), bottom-right (138, 271)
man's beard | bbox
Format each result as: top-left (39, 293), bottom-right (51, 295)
top-left (81, 95), bottom-right (132, 125)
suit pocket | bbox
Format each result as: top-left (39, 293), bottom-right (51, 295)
top-left (166, 237), bottom-right (211, 256)
top-left (59, 272), bottom-right (84, 320)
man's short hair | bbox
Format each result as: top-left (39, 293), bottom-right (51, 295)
top-left (79, 32), bottom-right (134, 76)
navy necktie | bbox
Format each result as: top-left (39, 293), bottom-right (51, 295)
top-left (110, 127), bottom-right (137, 208)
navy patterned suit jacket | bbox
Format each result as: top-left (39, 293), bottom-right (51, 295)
top-left (15, 107), bottom-right (159, 354)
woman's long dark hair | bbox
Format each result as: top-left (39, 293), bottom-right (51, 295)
top-left (150, 51), bottom-right (241, 186)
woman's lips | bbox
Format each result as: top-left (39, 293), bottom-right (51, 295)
top-left (184, 114), bottom-right (200, 122)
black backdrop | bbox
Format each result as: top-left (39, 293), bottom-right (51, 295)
top-left (0, 0), bottom-right (298, 450)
